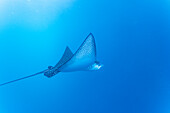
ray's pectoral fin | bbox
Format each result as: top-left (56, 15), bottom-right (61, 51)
top-left (54, 46), bottom-right (73, 69)
top-left (44, 46), bottom-right (73, 78)
top-left (58, 33), bottom-right (98, 72)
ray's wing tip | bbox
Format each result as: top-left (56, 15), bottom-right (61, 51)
top-left (89, 33), bottom-right (94, 38)
top-left (66, 46), bottom-right (70, 49)
top-left (85, 33), bottom-right (95, 42)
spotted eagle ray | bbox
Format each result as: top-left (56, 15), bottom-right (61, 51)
top-left (0, 33), bottom-right (103, 86)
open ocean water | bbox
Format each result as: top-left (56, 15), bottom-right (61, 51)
top-left (0, 0), bottom-right (170, 113)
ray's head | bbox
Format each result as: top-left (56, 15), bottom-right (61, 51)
top-left (88, 61), bottom-right (103, 70)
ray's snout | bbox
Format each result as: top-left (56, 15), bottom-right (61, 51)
top-left (88, 61), bottom-right (103, 70)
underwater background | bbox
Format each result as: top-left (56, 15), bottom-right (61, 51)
top-left (0, 0), bottom-right (170, 113)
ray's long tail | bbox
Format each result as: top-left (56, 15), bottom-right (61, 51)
top-left (0, 69), bottom-right (48, 87)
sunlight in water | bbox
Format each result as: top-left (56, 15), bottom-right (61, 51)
top-left (0, 0), bottom-right (75, 29)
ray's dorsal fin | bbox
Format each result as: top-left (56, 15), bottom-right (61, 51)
top-left (54, 46), bottom-right (73, 69)
top-left (58, 33), bottom-right (97, 71)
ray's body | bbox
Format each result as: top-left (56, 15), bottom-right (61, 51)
top-left (0, 33), bottom-right (103, 86)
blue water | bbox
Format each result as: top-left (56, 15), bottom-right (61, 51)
top-left (0, 0), bottom-right (170, 113)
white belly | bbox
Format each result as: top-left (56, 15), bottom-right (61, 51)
top-left (58, 58), bottom-right (94, 72)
